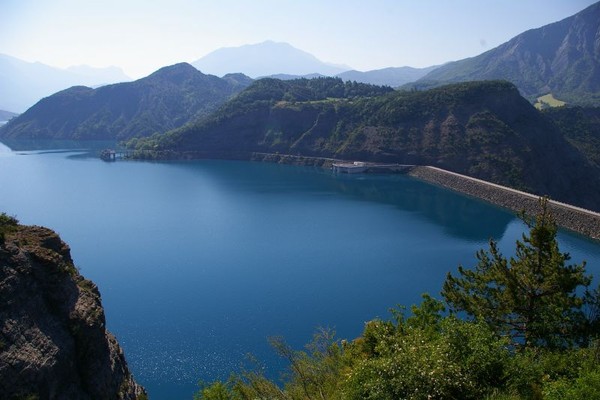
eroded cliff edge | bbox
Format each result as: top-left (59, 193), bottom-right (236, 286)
top-left (0, 223), bottom-right (146, 400)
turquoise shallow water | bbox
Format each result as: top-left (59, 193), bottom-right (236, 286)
top-left (1, 141), bottom-right (600, 399)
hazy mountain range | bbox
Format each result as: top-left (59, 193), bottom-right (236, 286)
top-left (191, 41), bottom-right (439, 87)
top-left (192, 40), bottom-right (350, 78)
top-left (0, 54), bottom-right (131, 113)
top-left (0, 110), bottom-right (18, 122)
top-left (3, 1), bottom-right (599, 116)
top-left (337, 66), bottom-right (439, 87)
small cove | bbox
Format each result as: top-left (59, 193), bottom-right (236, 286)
top-left (2, 140), bottom-right (600, 399)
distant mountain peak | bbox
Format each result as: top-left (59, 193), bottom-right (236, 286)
top-left (413, 1), bottom-right (600, 105)
top-left (192, 41), bottom-right (351, 78)
top-left (0, 54), bottom-right (131, 112)
top-left (337, 65), bottom-right (439, 87)
top-left (66, 64), bottom-right (130, 81)
top-left (149, 62), bottom-right (201, 76)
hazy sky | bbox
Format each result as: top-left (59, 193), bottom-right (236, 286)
top-left (1, 0), bottom-right (597, 79)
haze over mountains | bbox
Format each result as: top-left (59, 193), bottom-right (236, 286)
top-left (0, 54), bottom-right (131, 113)
top-left (192, 40), bottom-right (350, 78)
top-left (0, 110), bottom-right (17, 123)
top-left (191, 40), bottom-right (439, 87)
top-left (2, 1), bottom-right (599, 118)
top-left (337, 66), bottom-right (439, 87)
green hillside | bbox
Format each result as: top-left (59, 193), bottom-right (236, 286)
top-left (544, 106), bottom-right (600, 168)
top-left (410, 2), bottom-right (600, 106)
top-left (0, 63), bottom-right (252, 140)
top-left (130, 78), bottom-right (600, 212)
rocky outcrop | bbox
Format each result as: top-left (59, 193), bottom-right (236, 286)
top-left (0, 224), bottom-right (146, 400)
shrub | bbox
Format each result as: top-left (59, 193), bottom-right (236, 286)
top-left (0, 212), bottom-right (18, 243)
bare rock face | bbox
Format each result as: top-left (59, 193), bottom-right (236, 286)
top-left (0, 225), bottom-right (146, 400)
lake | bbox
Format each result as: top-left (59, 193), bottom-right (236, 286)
top-left (2, 140), bottom-right (600, 399)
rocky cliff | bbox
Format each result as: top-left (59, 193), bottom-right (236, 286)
top-left (0, 222), bottom-right (146, 400)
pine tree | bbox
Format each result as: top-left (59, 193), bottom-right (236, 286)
top-left (442, 198), bottom-right (591, 348)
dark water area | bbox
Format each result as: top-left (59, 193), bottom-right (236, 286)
top-left (1, 140), bottom-right (599, 399)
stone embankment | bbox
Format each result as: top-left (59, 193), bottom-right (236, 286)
top-left (408, 166), bottom-right (600, 240)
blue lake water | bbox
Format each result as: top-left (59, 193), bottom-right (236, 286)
top-left (1, 140), bottom-right (600, 399)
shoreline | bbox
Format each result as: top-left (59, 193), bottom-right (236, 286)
top-left (407, 166), bottom-right (600, 241)
top-left (250, 153), bottom-right (600, 240)
top-left (128, 149), bottom-right (600, 240)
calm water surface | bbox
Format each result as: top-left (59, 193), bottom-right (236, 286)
top-left (1, 141), bottom-right (600, 399)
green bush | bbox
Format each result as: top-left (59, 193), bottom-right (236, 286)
top-left (193, 381), bottom-right (232, 400)
top-left (343, 312), bottom-right (509, 400)
top-left (544, 368), bottom-right (600, 400)
top-left (192, 203), bottom-right (596, 400)
top-left (0, 212), bottom-right (18, 243)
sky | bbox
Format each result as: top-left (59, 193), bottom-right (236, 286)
top-left (1, 0), bottom-right (598, 79)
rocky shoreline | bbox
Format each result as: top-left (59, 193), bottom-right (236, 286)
top-left (407, 166), bottom-right (600, 241)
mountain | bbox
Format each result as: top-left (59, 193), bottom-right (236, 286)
top-left (192, 41), bottom-right (350, 78)
top-left (66, 64), bottom-right (131, 85)
top-left (130, 78), bottom-right (600, 212)
top-left (544, 106), bottom-right (600, 168)
top-left (266, 66), bottom-right (440, 87)
top-left (412, 2), bottom-right (600, 106)
top-left (266, 73), bottom-right (327, 80)
top-left (0, 219), bottom-right (146, 399)
top-left (337, 66), bottom-right (439, 87)
top-left (0, 63), bottom-right (252, 141)
top-left (0, 110), bottom-right (18, 122)
top-left (0, 54), bottom-right (131, 112)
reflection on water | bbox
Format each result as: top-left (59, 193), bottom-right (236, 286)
top-left (1, 140), bottom-right (599, 400)
top-left (166, 160), bottom-right (514, 242)
top-left (0, 138), bottom-right (116, 152)
top-left (330, 175), bottom-right (513, 241)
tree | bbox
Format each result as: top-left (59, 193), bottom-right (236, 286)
top-left (442, 197), bottom-right (591, 348)
top-left (193, 381), bottom-right (232, 400)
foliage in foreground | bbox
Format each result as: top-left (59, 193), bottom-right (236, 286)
top-left (443, 198), bottom-right (591, 348)
top-left (0, 212), bottom-right (18, 243)
top-left (195, 199), bottom-right (600, 400)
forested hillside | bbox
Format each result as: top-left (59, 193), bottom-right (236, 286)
top-left (544, 106), bottom-right (600, 168)
top-left (130, 78), bottom-right (600, 212)
top-left (0, 63), bottom-right (252, 140)
top-left (411, 2), bottom-right (600, 106)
